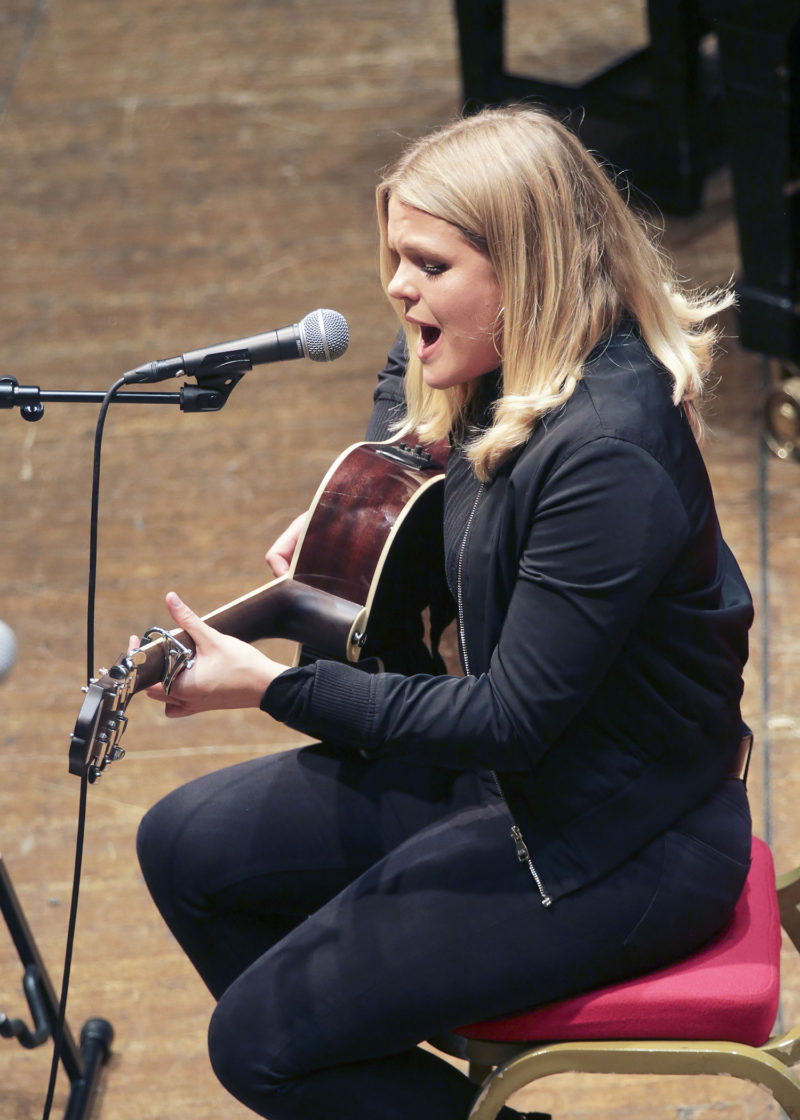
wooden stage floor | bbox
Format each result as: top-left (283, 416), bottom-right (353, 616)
top-left (0, 2), bottom-right (798, 1117)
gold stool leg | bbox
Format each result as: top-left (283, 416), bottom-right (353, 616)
top-left (466, 1039), bottom-right (800, 1120)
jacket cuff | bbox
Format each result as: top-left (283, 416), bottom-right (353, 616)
top-left (260, 660), bottom-right (376, 751)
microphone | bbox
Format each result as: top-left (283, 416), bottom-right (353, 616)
top-left (123, 308), bottom-right (349, 385)
top-left (0, 620), bottom-right (17, 684)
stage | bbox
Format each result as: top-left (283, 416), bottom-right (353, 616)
top-left (0, 1), bottom-right (797, 1117)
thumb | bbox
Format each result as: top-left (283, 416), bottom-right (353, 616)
top-left (164, 591), bottom-right (209, 646)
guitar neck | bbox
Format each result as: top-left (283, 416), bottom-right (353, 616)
top-left (125, 575), bottom-right (368, 693)
top-left (70, 432), bottom-right (448, 782)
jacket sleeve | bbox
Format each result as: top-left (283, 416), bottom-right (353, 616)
top-left (262, 437), bottom-right (691, 769)
top-left (365, 330), bottom-right (407, 441)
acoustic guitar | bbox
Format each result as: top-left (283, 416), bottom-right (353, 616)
top-left (68, 435), bottom-right (449, 782)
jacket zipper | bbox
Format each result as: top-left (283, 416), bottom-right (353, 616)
top-left (510, 825), bottom-right (553, 907)
top-left (456, 481), bottom-right (553, 908)
top-left (456, 483), bottom-right (485, 664)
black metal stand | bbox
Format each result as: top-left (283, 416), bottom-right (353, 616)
top-left (0, 853), bottom-right (113, 1119)
top-left (0, 373), bottom-right (241, 421)
top-left (0, 367), bottom-right (245, 1114)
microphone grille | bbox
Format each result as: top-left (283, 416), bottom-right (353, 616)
top-left (301, 309), bottom-right (349, 363)
top-left (0, 620), bottom-right (17, 685)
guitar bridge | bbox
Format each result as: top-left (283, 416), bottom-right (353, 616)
top-left (375, 442), bottom-right (441, 471)
top-left (141, 628), bottom-right (195, 692)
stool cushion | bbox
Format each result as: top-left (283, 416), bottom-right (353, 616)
top-left (457, 837), bottom-right (780, 1048)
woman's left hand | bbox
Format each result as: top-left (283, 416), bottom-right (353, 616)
top-left (136, 592), bottom-right (289, 718)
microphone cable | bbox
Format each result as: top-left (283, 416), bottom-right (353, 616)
top-left (41, 376), bottom-right (125, 1120)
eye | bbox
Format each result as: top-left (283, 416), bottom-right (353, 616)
top-left (420, 261), bottom-right (448, 277)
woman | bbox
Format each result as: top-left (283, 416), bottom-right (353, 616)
top-left (136, 106), bottom-right (754, 1120)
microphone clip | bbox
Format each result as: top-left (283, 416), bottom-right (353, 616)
top-left (178, 350), bottom-right (252, 412)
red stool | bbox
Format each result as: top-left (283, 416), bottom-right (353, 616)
top-left (431, 837), bottom-right (800, 1119)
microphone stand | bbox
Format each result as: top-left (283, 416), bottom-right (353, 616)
top-left (0, 358), bottom-right (251, 419)
top-left (0, 356), bottom-right (251, 1118)
top-left (0, 853), bottom-right (112, 1120)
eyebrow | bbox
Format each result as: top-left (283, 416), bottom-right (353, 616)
top-left (388, 238), bottom-right (444, 259)
top-left (385, 224), bottom-right (442, 255)
top-left (387, 224), bottom-right (487, 258)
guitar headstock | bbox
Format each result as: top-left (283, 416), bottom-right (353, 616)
top-left (68, 659), bottom-right (138, 782)
top-left (68, 627), bottom-right (194, 782)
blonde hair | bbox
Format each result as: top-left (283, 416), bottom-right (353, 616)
top-left (376, 105), bottom-right (732, 480)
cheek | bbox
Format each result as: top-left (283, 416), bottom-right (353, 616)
top-left (454, 310), bottom-right (502, 378)
top-left (472, 277), bottom-right (502, 334)
top-left (465, 294), bottom-right (502, 348)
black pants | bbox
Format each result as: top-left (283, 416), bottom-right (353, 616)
top-left (136, 745), bottom-right (751, 1120)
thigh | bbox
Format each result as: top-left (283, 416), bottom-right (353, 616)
top-left (136, 743), bottom-right (491, 915)
top-left (209, 786), bottom-right (751, 1084)
top-left (622, 777), bottom-right (752, 970)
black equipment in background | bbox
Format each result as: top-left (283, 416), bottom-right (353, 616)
top-left (704, 1), bottom-right (799, 366)
top-left (453, 0), bottom-right (727, 216)
top-left (453, 0), bottom-right (800, 457)
top-left (703, 3), bottom-right (800, 460)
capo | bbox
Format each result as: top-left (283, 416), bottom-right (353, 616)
top-left (140, 628), bottom-right (195, 693)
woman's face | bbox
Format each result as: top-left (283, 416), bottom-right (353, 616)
top-left (386, 198), bottom-right (502, 390)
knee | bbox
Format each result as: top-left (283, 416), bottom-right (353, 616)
top-left (136, 800), bottom-right (164, 880)
top-left (207, 1001), bottom-right (238, 1095)
top-left (136, 793), bottom-right (184, 902)
top-left (207, 998), bottom-right (248, 1098)
top-left (207, 989), bottom-right (287, 1106)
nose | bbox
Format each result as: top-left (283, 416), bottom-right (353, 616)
top-left (387, 259), bottom-right (417, 304)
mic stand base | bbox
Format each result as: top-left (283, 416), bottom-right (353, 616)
top-left (0, 853), bottom-right (113, 1119)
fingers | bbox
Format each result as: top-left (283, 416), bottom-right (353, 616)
top-left (265, 525), bottom-right (295, 574)
top-left (265, 549), bottom-right (290, 577)
top-left (265, 511), bottom-right (308, 576)
top-left (163, 696), bottom-right (191, 719)
top-left (145, 674), bottom-right (191, 716)
top-left (163, 590), bottom-right (195, 627)
top-left (163, 591), bottom-right (211, 648)
top-left (140, 590), bottom-right (287, 717)
top-left (145, 687), bottom-right (190, 719)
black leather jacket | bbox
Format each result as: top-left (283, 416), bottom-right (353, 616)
top-left (263, 325), bottom-right (753, 904)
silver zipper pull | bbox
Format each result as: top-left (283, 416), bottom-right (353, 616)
top-left (510, 824), bottom-right (530, 862)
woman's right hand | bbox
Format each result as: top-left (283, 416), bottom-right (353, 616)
top-left (265, 511), bottom-right (308, 576)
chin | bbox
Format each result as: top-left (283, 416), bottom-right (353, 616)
top-left (422, 362), bottom-right (465, 390)
top-left (423, 368), bottom-right (485, 392)
top-left (421, 368), bottom-right (447, 390)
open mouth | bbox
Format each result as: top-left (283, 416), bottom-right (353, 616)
top-left (419, 324), bottom-right (441, 347)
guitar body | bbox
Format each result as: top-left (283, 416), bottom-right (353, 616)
top-left (69, 434), bottom-right (450, 781)
top-left (291, 436), bottom-right (449, 666)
